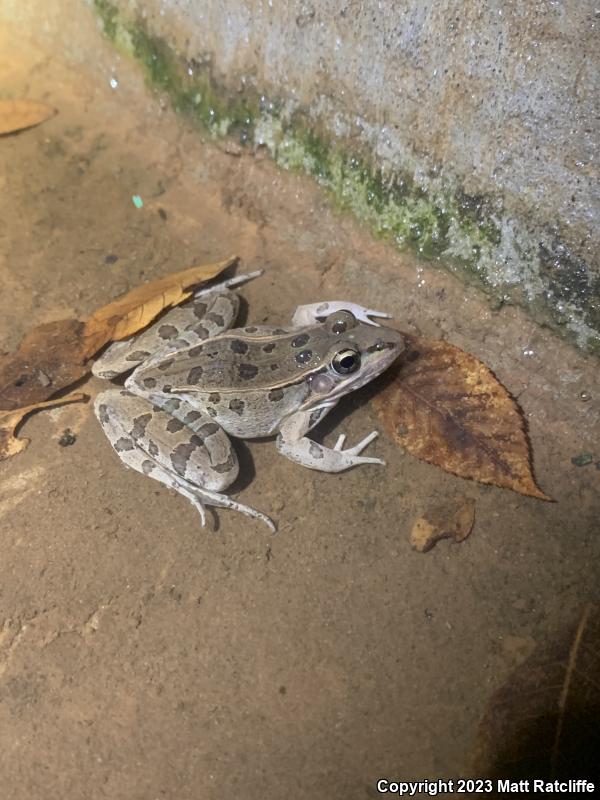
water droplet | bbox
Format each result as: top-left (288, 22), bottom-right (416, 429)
top-left (579, 390), bottom-right (592, 402)
top-left (109, 77), bottom-right (119, 90)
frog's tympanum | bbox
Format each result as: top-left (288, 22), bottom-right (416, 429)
top-left (93, 273), bottom-right (405, 531)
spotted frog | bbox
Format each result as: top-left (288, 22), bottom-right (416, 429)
top-left (93, 272), bottom-right (405, 531)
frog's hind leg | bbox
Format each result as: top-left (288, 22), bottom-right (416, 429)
top-left (95, 388), bottom-right (275, 532)
top-left (92, 274), bottom-right (261, 380)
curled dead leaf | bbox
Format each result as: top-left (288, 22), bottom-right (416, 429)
top-left (0, 99), bottom-right (55, 135)
top-left (410, 496), bottom-right (475, 552)
top-left (82, 255), bottom-right (237, 357)
top-left (372, 335), bottom-right (550, 501)
top-left (0, 392), bottom-right (87, 461)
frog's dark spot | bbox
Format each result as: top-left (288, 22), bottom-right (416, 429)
top-left (171, 434), bottom-right (204, 476)
top-left (184, 410), bottom-right (202, 423)
top-left (162, 384), bottom-right (172, 393)
top-left (331, 321), bottom-right (347, 334)
top-left (143, 377), bottom-right (157, 389)
top-left (273, 328), bottom-right (288, 334)
top-left (270, 363), bottom-right (279, 370)
top-left (166, 418), bottom-right (184, 433)
top-left (172, 338), bottom-right (190, 349)
top-left (295, 349), bottom-right (313, 365)
top-left (115, 437), bottom-right (135, 452)
top-left (193, 324), bottom-right (210, 338)
top-left (268, 389), bottom-right (284, 402)
top-left (148, 439), bottom-right (159, 457)
top-left (230, 339), bottom-right (249, 354)
top-left (292, 333), bottom-right (310, 348)
top-left (192, 302), bottom-right (208, 319)
top-left (197, 422), bottom-right (219, 438)
top-left (187, 344), bottom-right (204, 357)
top-left (206, 312), bottom-right (225, 327)
top-left (244, 326), bottom-right (258, 333)
top-left (187, 366), bottom-right (204, 384)
top-left (97, 404), bottom-right (110, 424)
top-left (207, 407), bottom-right (217, 417)
top-left (309, 442), bottom-right (324, 459)
top-left (205, 349), bottom-right (220, 359)
top-left (309, 408), bottom-right (323, 427)
top-left (131, 413), bottom-right (152, 440)
top-left (208, 392), bottom-right (221, 403)
top-left (212, 453), bottom-right (236, 474)
top-left (238, 363), bottom-right (259, 380)
top-left (157, 358), bottom-right (175, 372)
top-left (262, 342), bottom-right (277, 353)
top-left (125, 349), bottom-right (151, 362)
top-left (158, 324), bottom-right (179, 340)
top-left (229, 398), bottom-right (245, 415)
top-left (316, 303), bottom-right (329, 313)
top-left (142, 459), bottom-right (155, 475)
top-left (119, 389), bottom-right (135, 397)
top-left (163, 398), bottom-right (181, 412)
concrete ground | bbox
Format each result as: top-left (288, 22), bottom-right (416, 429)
top-left (0, 9), bottom-right (599, 800)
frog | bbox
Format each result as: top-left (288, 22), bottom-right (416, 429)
top-left (93, 271), bottom-right (405, 532)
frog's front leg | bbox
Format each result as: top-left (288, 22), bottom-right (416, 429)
top-left (275, 407), bottom-right (384, 472)
top-left (291, 301), bottom-right (391, 328)
top-left (95, 388), bottom-right (276, 532)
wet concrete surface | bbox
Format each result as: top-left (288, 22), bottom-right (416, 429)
top-left (0, 14), bottom-right (599, 800)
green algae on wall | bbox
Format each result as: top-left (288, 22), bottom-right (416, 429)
top-left (92, 0), bottom-right (600, 356)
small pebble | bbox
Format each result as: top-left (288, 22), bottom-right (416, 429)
top-left (579, 390), bottom-right (591, 402)
top-left (58, 429), bottom-right (77, 447)
top-left (158, 207), bottom-right (167, 220)
top-left (571, 452), bottom-right (593, 467)
top-left (104, 253), bottom-right (118, 264)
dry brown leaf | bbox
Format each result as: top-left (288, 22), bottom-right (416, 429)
top-left (473, 605), bottom-right (600, 781)
top-left (410, 496), bottom-right (475, 552)
top-left (81, 255), bottom-right (237, 356)
top-left (0, 319), bottom-right (89, 411)
top-left (0, 392), bottom-right (87, 460)
top-left (372, 335), bottom-right (550, 500)
top-left (0, 99), bottom-right (55, 135)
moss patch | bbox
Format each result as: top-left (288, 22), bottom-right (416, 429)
top-left (93, 0), bottom-right (600, 355)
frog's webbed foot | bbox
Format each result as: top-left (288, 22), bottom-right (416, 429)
top-left (173, 479), bottom-right (277, 533)
top-left (291, 301), bottom-right (391, 328)
top-left (192, 269), bottom-right (263, 298)
top-left (276, 429), bottom-right (384, 472)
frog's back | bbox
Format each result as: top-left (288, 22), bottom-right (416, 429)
top-left (139, 325), bottom-right (326, 394)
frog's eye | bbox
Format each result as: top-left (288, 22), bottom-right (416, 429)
top-left (326, 310), bottom-right (358, 335)
top-left (332, 348), bottom-right (361, 374)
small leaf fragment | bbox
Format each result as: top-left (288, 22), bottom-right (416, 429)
top-left (82, 255), bottom-right (237, 356)
top-left (372, 335), bottom-right (550, 500)
top-left (0, 319), bottom-right (89, 411)
top-left (410, 496), bottom-right (475, 552)
top-left (0, 392), bottom-right (87, 461)
top-left (0, 99), bottom-right (55, 135)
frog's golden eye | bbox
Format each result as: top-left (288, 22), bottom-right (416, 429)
top-left (332, 348), bottom-right (361, 374)
top-left (326, 310), bottom-right (358, 335)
